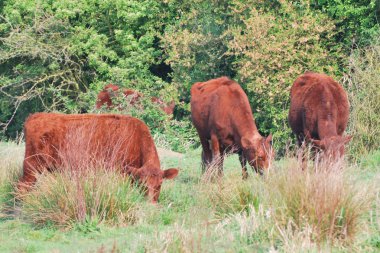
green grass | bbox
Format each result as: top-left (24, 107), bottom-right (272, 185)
top-left (0, 142), bottom-right (379, 252)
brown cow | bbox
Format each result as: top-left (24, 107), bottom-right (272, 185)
top-left (191, 77), bottom-right (274, 178)
top-left (18, 113), bottom-right (179, 203)
top-left (96, 84), bottom-right (175, 115)
top-left (288, 72), bottom-right (351, 161)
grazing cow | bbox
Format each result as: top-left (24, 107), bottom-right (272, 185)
top-left (191, 77), bottom-right (274, 178)
top-left (18, 113), bottom-right (179, 203)
top-left (288, 72), bottom-right (351, 161)
top-left (96, 84), bottom-right (175, 115)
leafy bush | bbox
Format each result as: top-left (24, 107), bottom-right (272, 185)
top-left (0, 0), bottom-right (175, 138)
top-left (311, 0), bottom-right (380, 46)
top-left (162, 0), bottom-right (235, 94)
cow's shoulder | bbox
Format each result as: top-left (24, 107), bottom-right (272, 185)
top-left (191, 76), bottom-right (236, 96)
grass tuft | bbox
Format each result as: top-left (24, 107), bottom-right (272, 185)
top-left (268, 158), bottom-right (374, 245)
top-left (20, 168), bottom-right (144, 228)
top-left (0, 142), bottom-right (23, 218)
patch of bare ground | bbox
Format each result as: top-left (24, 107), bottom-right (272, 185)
top-left (157, 147), bottom-right (183, 159)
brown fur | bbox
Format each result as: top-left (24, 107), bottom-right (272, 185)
top-left (190, 77), bottom-right (274, 178)
top-left (288, 72), bottom-right (351, 160)
top-left (96, 84), bottom-right (175, 115)
top-left (18, 113), bottom-right (179, 203)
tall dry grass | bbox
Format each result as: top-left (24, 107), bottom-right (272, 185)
top-left (0, 142), bottom-right (23, 217)
top-left (205, 151), bottom-right (373, 247)
top-left (21, 168), bottom-right (143, 228)
top-left (345, 38), bottom-right (380, 157)
top-left (268, 161), bottom-right (372, 244)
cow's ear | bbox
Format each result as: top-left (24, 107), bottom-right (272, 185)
top-left (127, 166), bottom-right (142, 178)
top-left (266, 134), bottom-right (273, 145)
top-left (163, 168), bottom-right (179, 179)
top-left (241, 136), bottom-right (254, 149)
top-left (343, 135), bottom-right (352, 144)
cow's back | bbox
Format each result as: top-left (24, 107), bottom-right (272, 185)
top-left (289, 72), bottom-right (349, 138)
top-left (24, 113), bottom-right (159, 170)
top-left (191, 77), bottom-right (255, 142)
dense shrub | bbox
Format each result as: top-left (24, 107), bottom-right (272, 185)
top-left (162, 0), bottom-right (235, 97)
top-left (0, 0), bottom-right (175, 138)
top-left (311, 0), bottom-right (380, 46)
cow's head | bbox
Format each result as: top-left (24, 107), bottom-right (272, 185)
top-left (311, 135), bottom-right (352, 160)
top-left (242, 134), bottom-right (274, 174)
top-left (129, 167), bottom-right (179, 203)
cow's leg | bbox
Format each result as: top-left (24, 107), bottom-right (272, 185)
top-left (17, 158), bottom-right (40, 193)
top-left (298, 134), bottom-right (309, 170)
top-left (210, 134), bottom-right (222, 175)
top-left (239, 151), bottom-right (248, 179)
top-left (218, 152), bottom-right (225, 177)
top-left (199, 136), bottom-right (212, 173)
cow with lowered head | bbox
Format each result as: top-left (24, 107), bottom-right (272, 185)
top-left (18, 113), bottom-right (179, 203)
top-left (191, 77), bottom-right (274, 178)
top-left (96, 84), bottom-right (175, 115)
top-left (288, 72), bottom-right (351, 162)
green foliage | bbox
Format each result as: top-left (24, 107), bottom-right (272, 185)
top-left (0, 0), bottom-right (174, 138)
top-left (311, 0), bottom-right (380, 46)
top-left (346, 39), bottom-right (380, 157)
top-left (162, 0), bottom-right (235, 96)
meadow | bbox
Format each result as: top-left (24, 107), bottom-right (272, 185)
top-left (0, 1), bottom-right (379, 252)
top-left (0, 141), bottom-right (379, 252)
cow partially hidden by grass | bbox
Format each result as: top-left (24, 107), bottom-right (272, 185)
top-left (96, 84), bottom-right (175, 115)
top-left (18, 113), bottom-right (179, 203)
top-left (289, 72), bottom-right (351, 163)
top-left (191, 77), bottom-right (274, 179)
